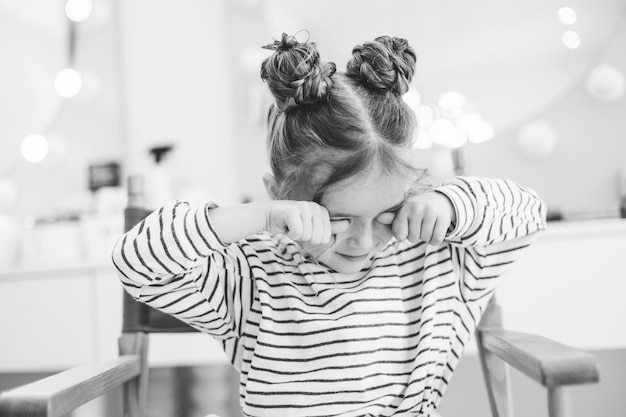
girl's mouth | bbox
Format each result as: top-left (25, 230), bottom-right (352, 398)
top-left (338, 252), bottom-right (370, 262)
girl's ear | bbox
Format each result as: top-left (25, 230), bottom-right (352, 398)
top-left (263, 173), bottom-right (280, 200)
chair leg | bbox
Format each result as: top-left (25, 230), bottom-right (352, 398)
top-left (477, 297), bottom-right (514, 417)
top-left (548, 386), bottom-right (573, 417)
top-left (477, 334), bottom-right (515, 417)
top-left (119, 332), bottom-right (149, 417)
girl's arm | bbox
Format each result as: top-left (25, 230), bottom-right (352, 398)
top-left (112, 201), bottom-right (228, 288)
top-left (111, 201), bottom-right (251, 341)
top-left (434, 176), bottom-right (547, 307)
top-left (435, 176), bottom-right (547, 247)
top-left (113, 199), bottom-right (342, 289)
top-left (111, 199), bottom-right (345, 339)
top-left (209, 200), bottom-right (346, 245)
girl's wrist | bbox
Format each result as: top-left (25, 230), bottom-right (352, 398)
top-left (432, 189), bottom-right (458, 233)
top-left (208, 203), bottom-right (269, 243)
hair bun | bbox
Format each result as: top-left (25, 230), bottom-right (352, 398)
top-left (260, 32), bottom-right (336, 111)
top-left (346, 36), bottom-right (417, 95)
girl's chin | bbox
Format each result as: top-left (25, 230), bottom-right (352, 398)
top-left (321, 252), bottom-right (372, 274)
top-left (300, 242), bottom-right (375, 274)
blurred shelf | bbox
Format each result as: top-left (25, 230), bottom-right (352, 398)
top-left (543, 217), bottom-right (626, 241)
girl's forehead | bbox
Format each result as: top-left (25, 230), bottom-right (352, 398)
top-left (322, 174), bottom-right (409, 216)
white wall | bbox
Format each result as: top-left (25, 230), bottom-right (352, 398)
top-left (462, 12), bottom-right (626, 213)
top-left (228, 1), bottom-right (626, 213)
top-left (3, 1), bottom-right (625, 219)
top-left (116, 0), bottom-right (238, 206)
top-left (0, 0), bottom-right (125, 218)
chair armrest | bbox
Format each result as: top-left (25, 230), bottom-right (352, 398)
top-left (0, 355), bottom-right (141, 417)
top-left (478, 328), bottom-right (599, 387)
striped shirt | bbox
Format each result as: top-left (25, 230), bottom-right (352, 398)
top-left (112, 176), bottom-right (546, 417)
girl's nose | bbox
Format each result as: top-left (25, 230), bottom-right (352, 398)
top-left (346, 222), bottom-right (375, 249)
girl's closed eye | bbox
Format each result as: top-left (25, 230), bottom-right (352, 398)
top-left (330, 218), bottom-right (350, 234)
top-left (375, 211), bottom-right (396, 225)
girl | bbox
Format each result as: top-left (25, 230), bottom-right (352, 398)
top-left (112, 33), bottom-right (547, 417)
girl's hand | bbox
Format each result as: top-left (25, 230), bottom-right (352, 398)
top-left (392, 192), bottom-right (456, 246)
top-left (265, 201), bottom-right (349, 245)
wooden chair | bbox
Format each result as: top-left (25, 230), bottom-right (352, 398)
top-left (0, 177), bottom-right (600, 417)
top-left (475, 298), bottom-right (599, 417)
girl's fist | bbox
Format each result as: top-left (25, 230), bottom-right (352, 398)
top-left (392, 192), bottom-right (455, 246)
top-left (265, 201), bottom-right (348, 245)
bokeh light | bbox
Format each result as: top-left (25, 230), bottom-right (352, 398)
top-left (558, 7), bottom-right (577, 25)
top-left (54, 68), bottom-right (83, 98)
top-left (430, 118), bottom-right (467, 149)
top-left (65, 0), bottom-right (93, 22)
top-left (21, 133), bottom-right (50, 163)
top-left (562, 31), bottom-right (581, 49)
top-left (585, 64), bottom-right (625, 104)
top-left (516, 120), bottom-right (558, 160)
top-left (437, 91), bottom-right (467, 119)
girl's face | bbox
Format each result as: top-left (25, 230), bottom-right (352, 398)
top-left (302, 171), bottom-right (409, 274)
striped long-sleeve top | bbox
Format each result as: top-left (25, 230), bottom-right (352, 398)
top-left (112, 176), bottom-right (546, 417)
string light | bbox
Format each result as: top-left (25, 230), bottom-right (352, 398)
top-left (437, 91), bottom-right (467, 119)
top-left (456, 113), bottom-right (494, 144)
top-left (586, 64), bottom-right (626, 104)
top-left (414, 127), bottom-right (434, 150)
top-left (19, 2), bottom-right (100, 165)
top-left (65, 0), bottom-right (93, 22)
top-left (412, 92), bottom-right (494, 150)
top-left (558, 7), bottom-right (577, 25)
top-left (556, 6), bottom-right (581, 49)
top-left (415, 105), bottom-right (436, 129)
top-left (54, 68), bottom-right (83, 98)
top-left (21, 134), bottom-right (50, 164)
top-left (562, 30), bottom-right (581, 49)
top-left (516, 120), bottom-right (558, 160)
top-left (430, 118), bottom-right (467, 149)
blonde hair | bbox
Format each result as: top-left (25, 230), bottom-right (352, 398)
top-left (260, 33), bottom-right (428, 203)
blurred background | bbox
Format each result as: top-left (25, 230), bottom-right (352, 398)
top-left (1, 0), bottom-right (625, 416)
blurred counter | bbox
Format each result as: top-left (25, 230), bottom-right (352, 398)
top-left (489, 217), bottom-right (626, 353)
top-left (0, 260), bottom-right (228, 373)
top-left (542, 217), bottom-right (626, 240)
top-left (0, 261), bottom-right (119, 372)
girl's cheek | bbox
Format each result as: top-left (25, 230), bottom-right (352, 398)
top-left (374, 223), bottom-right (395, 245)
top-left (302, 234), bottom-right (338, 259)
top-left (330, 231), bottom-right (347, 248)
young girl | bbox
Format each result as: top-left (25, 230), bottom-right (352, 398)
top-left (112, 33), bottom-right (546, 417)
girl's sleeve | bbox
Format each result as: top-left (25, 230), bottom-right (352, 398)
top-left (110, 200), bottom-right (253, 343)
top-left (434, 176), bottom-right (547, 307)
